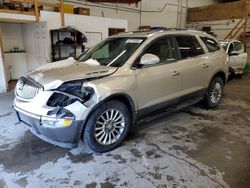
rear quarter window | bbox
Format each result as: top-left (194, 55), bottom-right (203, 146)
top-left (200, 37), bottom-right (220, 53)
top-left (175, 35), bottom-right (205, 59)
top-left (233, 41), bottom-right (245, 54)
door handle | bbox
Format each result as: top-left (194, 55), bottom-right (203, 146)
top-left (202, 64), bottom-right (209, 69)
top-left (172, 71), bottom-right (180, 76)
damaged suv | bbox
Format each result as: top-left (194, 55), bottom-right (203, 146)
top-left (14, 29), bottom-right (229, 152)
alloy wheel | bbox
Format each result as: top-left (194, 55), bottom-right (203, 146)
top-left (210, 82), bottom-right (222, 104)
top-left (94, 109), bottom-right (125, 145)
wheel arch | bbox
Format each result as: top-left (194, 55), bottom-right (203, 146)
top-left (210, 71), bottom-right (227, 85)
top-left (103, 93), bottom-right (137, 124)
top-left (80, 93), bottom-right (137, 140)
top-left (229, 67), bottom-right (235, 75)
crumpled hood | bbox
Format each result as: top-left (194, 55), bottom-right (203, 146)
top-left (27, 58), bottom-right (118, 90)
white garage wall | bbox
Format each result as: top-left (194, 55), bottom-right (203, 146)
top-left (0, 48), bottom-right (7, 93)
top-left (22, 22), bottom-right (50, 72)
top-left (0, 23), bottom-right (24, 52)
top-left (40, 11), bottom-right (127, 39)
top-left (0, 23), bottom-right (25, 81)
top-left (41, 0), bottom-right (184, 30)
top-left (0, 27), bottom-right (8, 93)
top-left (84, 1), bottom-right (183, 30)
top-left (41, 0), bottom-right (216, 31)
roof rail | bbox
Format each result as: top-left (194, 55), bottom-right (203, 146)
top-left (118, 27), bottom-right (202, 36)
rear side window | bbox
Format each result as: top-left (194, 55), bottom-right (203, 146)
top-left (175, 35), bottom-right (204, 59)
top-left (233, 41), bottom-right (245, 54)
top-left (200, 37), bottom-right (220, 53)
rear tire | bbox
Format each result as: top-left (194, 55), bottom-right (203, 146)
top-left (204, 77), bottom-right (224, 109)
top-left (228, 68), bottom-right (235, 81)
top-left (83, 100), bottom-right (131, 153)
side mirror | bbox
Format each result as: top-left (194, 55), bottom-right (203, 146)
top-left (229, 51), bottom-right (239, 56)
top-left (139, 54), bottom-right (160, 66)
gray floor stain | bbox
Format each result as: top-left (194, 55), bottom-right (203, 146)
top-left (145, 149), bottom-right (162, 159)
top-left (100, 182), bottom-right (114, 188)
top-left (57, 178), bottom-right (70, 184)
top-left (0, 112), bottom-right (12, 118)
top-left (74, 180), bottom-right (82, 186)
top-left (67, 152), bottom-right (94, 164)
top-left (105, 174), bottom-right (121, 185)
top-left (15, 177), bottom-right (28, 187)
top-left (187, 126), bottom-right (250, 188)
top-left (0, 131), bottom-right (67, 172)
top-left (109, 154), bottom-right (127, 164)
top-left (129, 148), bottom-right (143, 158)
top-left (119, 181), bottom-right (129, 187)
top-left (0, 179), bottom-right (7, 188)
top-left (85, 182), bottom-right (97, 188)
top-left (181, 110), bottom-right (215, 120)
top-left (14, 122), bottom-right (21, 125)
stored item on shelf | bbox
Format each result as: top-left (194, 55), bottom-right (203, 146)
top-left (55, 4), bottom-right (74, 14)
top-left (50, 27), bottom-right (87, 62)
top-left (74, 7), bottom-right (90, 16)
top-left (63, 38), bottom-right (74, 44)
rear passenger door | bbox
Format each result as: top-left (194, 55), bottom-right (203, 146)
top-left (174, 35), bottom-right (210, 99)
top-left (200, 36), bottom-right (226, 80)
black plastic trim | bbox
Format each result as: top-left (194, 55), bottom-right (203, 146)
top-left (15, 109), bottom-right (84, 149)
top-left (137, 88), bottom-right (207, 120)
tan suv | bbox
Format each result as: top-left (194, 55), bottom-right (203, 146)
top-left (14, 29), bottom-right (229, 152)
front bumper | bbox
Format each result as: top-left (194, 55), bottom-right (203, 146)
top-left (14, 106), bottom-right (84, 149)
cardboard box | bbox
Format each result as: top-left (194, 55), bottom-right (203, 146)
top-left (55, 4), bottom-right (74, 14)
top-left (74, 7), bottom-right (90, 16)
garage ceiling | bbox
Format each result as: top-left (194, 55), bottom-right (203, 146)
top-left (87, 0), bottom-right (141, 4)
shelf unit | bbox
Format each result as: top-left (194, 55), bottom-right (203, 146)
top-left (50, 27), bottom-right (87, 62)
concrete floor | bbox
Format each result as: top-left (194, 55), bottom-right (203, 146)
top-left (0, 76), bottom-right (250, 188)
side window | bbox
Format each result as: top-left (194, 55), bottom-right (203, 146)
top-left (143, 37), bottom-right (177, 64)
top-left (233, 42), bottom-right (245, 54)
top-left (200, 37), bottom-right (220, 53)
top-left (228, 43), bottom-right (235, 55)
top-left (175, 35), bottom-right (204, 59)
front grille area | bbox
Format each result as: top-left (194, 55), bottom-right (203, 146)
top-left (15, 77), bottom-right (42, 100)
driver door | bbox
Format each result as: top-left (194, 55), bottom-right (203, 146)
top-left (134, 36), bottom-right (182, 113)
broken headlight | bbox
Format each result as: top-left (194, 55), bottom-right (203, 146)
top-left (40, 116), bottom-right (74, 128)
top-left (47, 80), bottom-right (94, 107)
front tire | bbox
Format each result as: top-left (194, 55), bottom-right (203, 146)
top-left (204, 77), bottom-right (224, 109)
top-left (83, 100), bottom-right (131, 153)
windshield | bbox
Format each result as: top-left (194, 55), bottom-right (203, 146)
top-left (77, 37), bottom-right (146, 67)
top-left (219, 42), bottom-right (229, 51)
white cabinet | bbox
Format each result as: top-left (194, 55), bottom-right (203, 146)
top-left (4, 53), bottom-right (27, 80)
